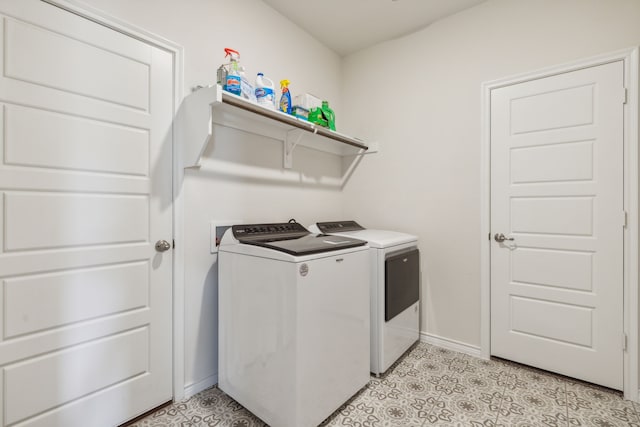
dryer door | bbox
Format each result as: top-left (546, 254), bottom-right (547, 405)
top-left (385, 248), bottom-right (420, 321)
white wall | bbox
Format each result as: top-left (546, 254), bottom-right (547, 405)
top-left (77, 0), bottom-right (640, 397)
top-left (341, 0), bottom-right (640, 348)
top-left (79, 0), bottom-right (347, 396)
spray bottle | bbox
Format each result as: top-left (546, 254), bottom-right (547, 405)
top-left (279, 80), bottom-right (292, 114)
top-left (223, 48), bottom-right (241, 96)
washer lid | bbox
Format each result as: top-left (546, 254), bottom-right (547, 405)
top-left (232, 222), bottom-right (367, 256)
top-left (314, 221), bottom-right (417, 248)
top-left (242, 233), bottom-right (367, 256)
top-left (336, 229), bottom-right (417, 248)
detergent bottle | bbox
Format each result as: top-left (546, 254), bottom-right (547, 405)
top-left (279, 80), bottom-right (292, 114)
top-left (321, 100), bottom-right (336, 131)
top-left (255, 73), bottom-right (275, 109)
top-left (223, 48), bottom-right (241, 96)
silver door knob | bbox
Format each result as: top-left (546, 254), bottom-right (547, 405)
top-left (494, 233), bottom-right (514, 243)
top-left (155, 240), bottom-right (171, 252)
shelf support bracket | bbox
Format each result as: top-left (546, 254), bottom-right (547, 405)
top-left (284, 129), bottom-right (304, 169)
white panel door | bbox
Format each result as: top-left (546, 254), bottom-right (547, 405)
top-left (0, 1), bottom-right (174, 425)
top-left (490, 61), bottom-right (624, 389)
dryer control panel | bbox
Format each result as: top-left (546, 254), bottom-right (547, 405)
top-left (316, 220), bottom-right (364, 233)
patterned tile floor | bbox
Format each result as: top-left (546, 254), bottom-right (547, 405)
top-left (131, 342), bottom-right (640, 426)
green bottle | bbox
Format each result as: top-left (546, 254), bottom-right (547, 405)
top-left (321, 100), bottom-right (336, 131)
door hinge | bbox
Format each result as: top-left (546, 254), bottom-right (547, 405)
top-left (488, 232), bottom-right (491, 241)
top-left (173, 239), bottom-right (176, 249)
top-left (623, 87), bottom-right (628, 104)
top-left (623, 333), bottom-right (628, 351)
top-left (623, 211), bottom-right (628, 228)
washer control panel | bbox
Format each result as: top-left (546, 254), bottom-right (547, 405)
top-left (232, 222), bottom-right (309, 241)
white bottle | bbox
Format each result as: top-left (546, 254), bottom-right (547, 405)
top-left (255, 73), bottom-right (276, 109)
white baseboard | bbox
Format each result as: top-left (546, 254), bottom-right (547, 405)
top-left (182, 373), bottom-right (218, 400)
top-left (420, 332), bottom-right (483, 359)
top-left (181, 337), bottom-right (480, 400)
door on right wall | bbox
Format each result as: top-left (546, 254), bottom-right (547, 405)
top-left (490, 60), bottom-right (624, 390)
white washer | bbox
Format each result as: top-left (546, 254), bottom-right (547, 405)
top-left (218, 222), bottom-right (370, 427)
top-left (309, 221), bottom-right (420, 375)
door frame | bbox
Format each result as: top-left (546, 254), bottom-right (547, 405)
top-left (40, 0), bottom-right (187, 401)
top-left (480, 47), bottom-right (639, 401)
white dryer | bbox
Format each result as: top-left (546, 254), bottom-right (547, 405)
top-left (309, 221), bottom-right (420, 375)
top-left (218, 222), bottom-right (370, 427)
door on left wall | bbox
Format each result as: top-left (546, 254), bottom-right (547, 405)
top-left (0, 1), bottom-right (174, 426)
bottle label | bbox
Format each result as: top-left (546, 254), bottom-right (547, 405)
top-left (226, 75), bottom-right (241, 94)
top-left (256, 87), bottom-right (273, 98)
top-left (280, 96), bottom-right (290, 113)
top-left (255, 87), bottom-right (274, 100)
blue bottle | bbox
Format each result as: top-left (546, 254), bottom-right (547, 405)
top-left (223, 48), bottom-right (241, 96)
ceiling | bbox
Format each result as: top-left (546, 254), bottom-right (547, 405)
top-left (262, 0), bottom-right (487, 56)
